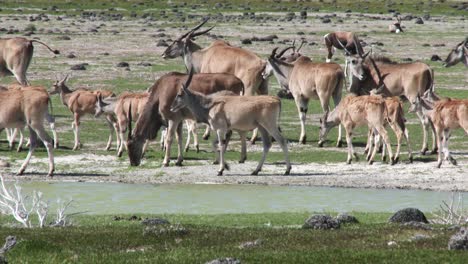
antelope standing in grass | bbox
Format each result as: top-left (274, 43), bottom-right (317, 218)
top-left (170, 69), bottom-right (291, 176)
top-left (95, 92), bottom-right (149, 157)
top-left (320, 95), bottom-right (395, 165)
top-left (0, 86), bottom-right (54, 176)
top-left (365, 96), bottom-right (413, 163)
top-left (323, 31), bottom-right (364, 62)
top-left (410, 92), bottom-right (468, 168)
top-left (264, 47), bottom-right (344, 146)
top-left (49, 75), bottom-right (118, 151)
top-left (126, 72), bottom-right (244, 167)
top-left (2, 83), bottom-right (59, 152)
top-left (0, 37), bottom-right (59, 85)
top-left (345, 51), bottom-right (435, 155)
top-left (389, 16), bottom-right (404, 33)
top-left (443, 38), bottom-right (468, 68)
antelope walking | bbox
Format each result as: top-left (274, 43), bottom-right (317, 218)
top-left (170, 69), bottom-right (291, 176)
top-left (126, 72), bottom-right (244, 167)
top-left (345, 51), bottom-right (435, 155)
top-left (0, 86), bottom-right (54, 176)
top-left (323, 31), bottom-right (364, 63)
top-left (49, 75), bottom-right (118, 151)
top-left (320, 95), bottom-right (395, 165)
top-left (264, 47), bottom-right (344, 146)
top-left (0, 37), bottom-right (59, 85)
top-left (410, 92), bottom-right (468, 168)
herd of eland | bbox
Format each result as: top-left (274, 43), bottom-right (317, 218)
top-left (0, 18), bottom-right (466, 177)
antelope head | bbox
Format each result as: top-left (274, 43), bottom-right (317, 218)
top-left (94, 94), bottom-right (117, 118)
top-left (262, 45), bottom-right (294, 79)
top-left (408, 94), bottom-right (433, 113)
top-left (161, 18), bottom-right (213, 59)
top-left (49, 74), bottom-right (69, 94)
top-left (346, 50), bottom-right (371, 81)
top-left (443, 39), bottom-right (468, 67)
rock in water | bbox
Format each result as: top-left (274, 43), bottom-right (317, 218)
top-left (448, 227), bottom-right (468, 250)
top-left (389, 208), bottom-right (428, 223)
top-left (303, 214), bottom-right (340, 230)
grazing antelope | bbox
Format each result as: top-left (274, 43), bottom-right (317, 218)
top-left (0, 86), bottom-right (54, 176)
top-left (170, 68), bottom-right (291, 176)
top-left (265, 47), bottom-right (344, 146)
top-left (443, 38), bottom-right (468, 67)
top-left (162, 18), bottom-right (267, 96)
top-left (410, 92), bottom-right (468, 168)
top-left (323, 31), bottom-right (364, 76)
top-left (95, 92), bottom-right (149, 157)
top-left (126, 72), bottom-right (245, 167)
top-left (49, 75), bottom-right (118, 151)
top-left (365, 96), bottom-right (413, 163)
top-left (389, 16), bottom-right (404, 33)
top-left (0, 37), bottom-right (59, 85)
top-left (345, 51), bottom-right (436, 155)
top-left (320, 95), bottom-right (395, 165)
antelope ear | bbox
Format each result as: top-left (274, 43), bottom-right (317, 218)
top-left (362, 50), bottom-right (371, 59)
top-left (319, 118), bottom-right (322, 124)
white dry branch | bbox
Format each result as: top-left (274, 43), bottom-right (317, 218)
top-left (431, 192), bottom-right (468, 225)
top-left (0, 175), bottom-right (74, 228)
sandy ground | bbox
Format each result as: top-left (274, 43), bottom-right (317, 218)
top-left (1, 150), bottom-right (467, 191)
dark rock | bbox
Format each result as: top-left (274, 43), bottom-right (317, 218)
top-left (66, 53), bottom-right (76, 59)
top-left (389, 208), bottom-right (428, 223)
top-left (57, 35), bottom-right (71, 40)
top-left (401, 57), bottom-right (413, 62)
top-left (205, 258), bottom-right (241, 264)
top-left (415, 17), bottom-right (424, 24)
top-left (297, 31), bottom-right (305, 35)
top-left (402, 221), bottom-right (433, 230)
top-left (448, 227), bottom-right (468, 250)
top-left (430, 54), bottom-right (442, 61)
top-left (156, 39), bottom-right (168, 47)
top-left (241, 39), bottom-right (252, 45)
top-left (137, 62), bottom-right (152, 67)
top-left (70, 63), bottom-right (87, 70)
top-left (128, 215), bottom-right (141, 221)
top-left (141, 218), bottom-right (170, 226)
top-left (300, 11), bottom-right (307, 18)
top-left (336, 213), bottom-right (359, 224)
top-left (321, 18), bottom-right (331, 23)
top-left (116, 62), bottom-right (129, 68)
top-left (303, 214), bottom-right (340, 230)
top-left (422, 43), bottom-right (430, 47)
top-left (423, 14), bottom-right (431, 20)
top-left (102, 52), bottom-right (110, 56)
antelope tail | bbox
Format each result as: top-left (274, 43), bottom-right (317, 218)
top-left (30, 40), bottom-right (60, 54)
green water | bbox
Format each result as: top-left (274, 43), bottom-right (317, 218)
top-left (16, 182), bottom-right (468, 214)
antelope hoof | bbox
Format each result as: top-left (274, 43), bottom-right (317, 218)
top-left (250, 139), bottom-right (257, 145)
top-left (117, 151), bottom-right (123, 158)
top-left (336, 140), bottom-right (343, 148)
top-left (368, 160), bottom-right (374, 165)
top-left (251, 170), bottom-right (260, 176)
top-left (239, 158), bottom-right (246, 164)
top-left (301, 136), bottom-right (307, 145)
top-left (420, 147), bottom-right (428, 155)
top-left (196, 146), bottom-right (200, 153)
top-left (366, 154), bottom-right (371, 162)
top-left (16, 147), bottom-right (22, 153)
top-left (217, 170), bottom-right (224, 176)
top-left (224, 163), bottom-right (230, 171)
top-left (390, 158), bottom-right (396, 166)
top-left (354, 153), bottom-right (359, 161)
top-left (203, 134), bottom-right (210, 140)
top-left (284, 166), bottom-right (292, 175)
top-left (213, 160), bottom-right (220, 165)
top-left (175, 160), bottom-right (183, 166)
top-left (449, 157), bottom-right (457, 166)
top-left (17, 169), bottom-right (25, 176)
top-left (47, 171), bottom-right (54, 177)
top-left (408, 156), bottom-right (413, 164)
top-left (162, 162), bottom-right (170, 167)
top-left (393, 156), bottom-right (399, 164)
top-left (184, 146), bottom-right (189, 152)
top-left (378, 145), bottom-right (383, 154)
top-left (382, 156), bottom-right (387, 162)
top-left (430, 148), bottom-right (438, 155)
top-left (346, 159), bottom-right (352, 165)
top-left (437, 161), bottom-right (442, 168)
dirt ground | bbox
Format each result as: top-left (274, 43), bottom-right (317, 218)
top-left (0, 8), bottom-right (466, 191)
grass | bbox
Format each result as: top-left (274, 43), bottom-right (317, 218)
top-left (0, 212), bottom-right (466, 263)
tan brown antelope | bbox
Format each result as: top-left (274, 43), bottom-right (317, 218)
top-left (265, 47), bottom-right (345, 147)
top-left (126, 72), bottom-right (245, 167)
top-left (0, 86), bottom-right (54, 176)
top-left (443, 38), bottom-right (468, 67)
top-left (162, 19), bottom-right (267, 96)
top-left (49, 75), bottom-right (117, 151)
top-left (2, 83), bottom-right (59, 151)
top-left (170, 68), bottom-right (291, 176)
top-left (389, 16), bottom-right (404, 33)
top-left (345, 51), bottom-right (435, 155)
top-left (409, 92), bottom-right (468, 168)
top-left (323, 31), bottom-right (364, 63)
top-left (0, 37), bottom-right (59, 85)
top-left (365, 96), bottom-right (413, 163)
top-left (319, 95), bottom-right (395, 165)
top-left (95, 92), bottom-right (149, 157)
